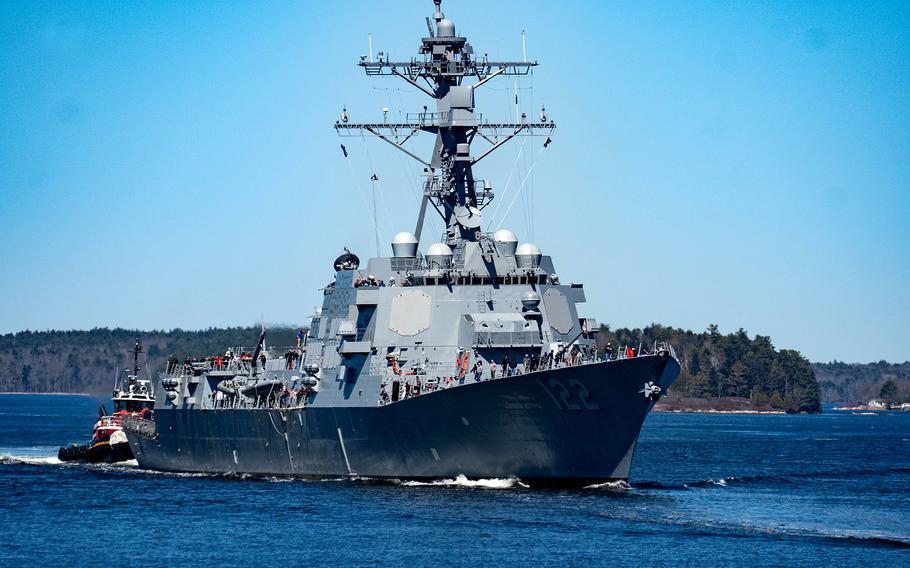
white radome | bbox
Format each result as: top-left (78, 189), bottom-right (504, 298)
top-left (426, 242), bottom-right (453, 257)
top-left (392, 232), bottom-right (418, 244)
top-left (515, 243), bottom-right (542, 268)
top-left (516, 243), bottom-right (541, 256)
top-left (493, 229), bottom-right (518, 243)
top-left (426, 242), bottom-right (453, 269)
top-left (437, 18), bottom-right (456, 37)
top-left (493, 229), bottom-right (519, 256)
top-left (391, 232), bottom-right (419, 257)
top-left (521, 290), bottom-right (541, 310)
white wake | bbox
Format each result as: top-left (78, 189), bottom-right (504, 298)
top-left (401, 474), bottom-right (528, 489)
top-left (584, 480), bottom-right (632, 491)
top-left (0, 453), bottom-right (62, 466)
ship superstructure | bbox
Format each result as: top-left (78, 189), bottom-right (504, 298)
top-left (124, 1), bottom-right (680, 486)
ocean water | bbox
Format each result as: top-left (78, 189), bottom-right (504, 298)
top-left (0, 395), bottom-right (907, 567)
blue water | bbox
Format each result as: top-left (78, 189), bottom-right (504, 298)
top-left (1, 395), bottom-right (908, 566)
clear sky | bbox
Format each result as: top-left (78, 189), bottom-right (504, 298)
top-left (1, 1), bottom-right (907, 363)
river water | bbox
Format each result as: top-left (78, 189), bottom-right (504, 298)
top-left (1, 394), bottom-right (907, 566)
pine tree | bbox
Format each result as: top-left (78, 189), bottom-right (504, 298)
top-left (686, 372), bottom-right (712, 398)
top-left (727, 361), bottom-right (749, 397)
top-left (689, 351), bottom-right (702, 376)
top-left (880, 380), bottom-right (899, 407)
top-left (20, 364), bottom-right (31, 392)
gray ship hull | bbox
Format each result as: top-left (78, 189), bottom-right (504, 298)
top-left (126, 355), bottom-right (678, 486)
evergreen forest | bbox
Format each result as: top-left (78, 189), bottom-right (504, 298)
top-left (3, 324), bottom-right (902, 414)
top-left (598, 324), bottom-right (822, 413)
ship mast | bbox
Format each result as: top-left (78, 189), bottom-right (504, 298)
top-left (132, 338), bottom-right (142, 386)
top-left (336, 0), bottom-right (555, 249)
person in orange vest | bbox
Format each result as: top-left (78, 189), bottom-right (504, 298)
top-left (458, 351), bottom-right (469, 379)
top-left (626, 345), bottom-right (634, 358)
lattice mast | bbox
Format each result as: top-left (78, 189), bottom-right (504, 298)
top-left (336, 0), bottom-right (555, 248)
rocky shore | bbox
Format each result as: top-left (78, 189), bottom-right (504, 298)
top-left (654, 396), bottom-right (786, 414)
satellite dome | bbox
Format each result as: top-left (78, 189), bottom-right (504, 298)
top-left (515, 243), bottom-right (542, 268)
top-left (426, 242), bottom-right (453, 269)
top-left (391, 232), bottom-right (418, 258)
top-left (426, 243), bottom-right (453, 256)
top-left (494, 229), bottom-right (518, 243)
top-left (521, 290), bottom-right (541, 310)
top-left (437, 18), bottom-right (456, 37)
top-left (333, 250), bottom-right (360, 271)
top-left (392, 231), bottom-right (418, 244)
top-left (493, 229), bottom-right (519, 256)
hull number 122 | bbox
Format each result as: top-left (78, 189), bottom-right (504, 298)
top-left (540, 378), bottom-right (600, 411)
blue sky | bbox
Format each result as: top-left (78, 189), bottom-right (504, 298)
top-left (0, 1), bottom-right (907, 363)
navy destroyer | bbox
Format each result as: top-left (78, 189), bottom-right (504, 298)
top-left (124, 1), bottom-right (680, 486)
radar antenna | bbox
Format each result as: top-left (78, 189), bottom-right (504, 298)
top-left (336, 0), bottom-right (555, 247)
top-left (131, 338), bottom-right (142, 386)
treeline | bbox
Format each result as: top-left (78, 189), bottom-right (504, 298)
top-left (598, 324), bottom-right (822, 413)
top-left (813, 361), bottom-right (910, 404)
top-left (0, 327), bottom-right (302, 395)
top-left (0, 324), bottom-right (846, 413)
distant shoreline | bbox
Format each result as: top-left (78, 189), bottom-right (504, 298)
top-left (832, 404), bottom-right (909, 412)
top-left (653, 408), bottom-right (786, 415)
top-left (654, 396), bottom-right (793, 414)
top-left (0, 392), bottom-right (806, 412)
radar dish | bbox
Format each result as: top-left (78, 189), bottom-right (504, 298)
top-left (453, 205), bottom-right (483, 229)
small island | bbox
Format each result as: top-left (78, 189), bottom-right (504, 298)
top-left (598, 324), bottom-right (822, 413)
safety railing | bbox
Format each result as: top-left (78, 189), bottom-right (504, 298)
top-left (376, 341), bottom-right (677, 407)
top-left (473, 330), bottom-right (543, 348)
top-left (206, 392), bottom-right (310, 411)
top-left (122, 415), bottom-right (157, 440)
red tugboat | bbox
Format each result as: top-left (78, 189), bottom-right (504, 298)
top-left (58, 339), bottom-right (155, 463)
